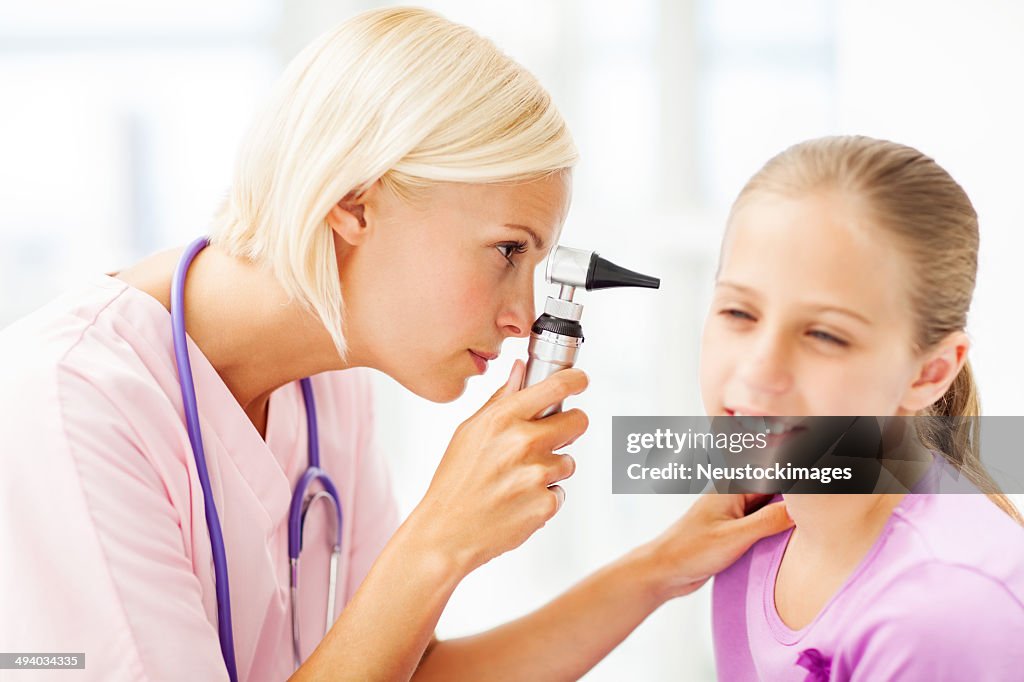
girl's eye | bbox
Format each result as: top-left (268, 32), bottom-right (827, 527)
top-left (496, 241), bottom-right (528, 267)
top-left (808, 330), bottom-right (849, 347)
top-left (721, 309), bottom-right (850, 348)
top-left (721, 308), bottom-right (754, 321)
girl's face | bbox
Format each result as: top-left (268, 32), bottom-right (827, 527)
top-left (334, 171), bottom-right (570, 402)
top-left (700, 190), bottom-right (950, 418)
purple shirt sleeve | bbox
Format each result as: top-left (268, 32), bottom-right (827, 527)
top-left (841, 562), bottom-right (1024, 680)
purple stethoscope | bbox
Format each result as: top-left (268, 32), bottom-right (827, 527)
top-left (171, 236), bottom-right (343, 681)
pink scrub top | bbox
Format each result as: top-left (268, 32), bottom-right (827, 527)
top-left (0, 274), bottom-right (401, 680)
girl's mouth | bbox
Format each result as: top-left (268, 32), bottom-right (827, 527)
top-left (724, 408), bottom-right (807, 443)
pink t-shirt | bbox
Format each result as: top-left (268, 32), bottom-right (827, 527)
top-left (713, 490), bottom-right (1024, 681)
top-left (0, 274), bottom-right (401, 680)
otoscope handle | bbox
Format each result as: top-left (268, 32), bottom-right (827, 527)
top-left (521, 330), bottom-right (582, 418)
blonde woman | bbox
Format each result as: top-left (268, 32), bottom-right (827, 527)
top-left (0, 8), bottom-right (791, 680)
top-left (703, 136), bottom-right (1024, 680)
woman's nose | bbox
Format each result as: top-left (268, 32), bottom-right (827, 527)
top-left (497, 280), bottom-right (536, 338)
top-left (737, 331), bottom-right (793, 396)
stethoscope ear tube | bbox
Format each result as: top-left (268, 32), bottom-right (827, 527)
top-left (171, 236), bottom-right (240, 682)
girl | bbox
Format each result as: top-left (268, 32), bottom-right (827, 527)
top-left (702, 136), bottom-right (1024, 680)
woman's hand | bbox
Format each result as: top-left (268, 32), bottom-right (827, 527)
top-left (634, 493), bottom-right (794, 601)
top-left (409, 360), bottom-right (589, 576)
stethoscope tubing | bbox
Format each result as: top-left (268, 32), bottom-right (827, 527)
top-left (170, 236), bottom-right (343, 681)
top-left (171, 236), bottom-right (239, 679)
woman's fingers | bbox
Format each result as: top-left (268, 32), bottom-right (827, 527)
top-left (741, 493), bottom-right (780, 514)
top-left (528, 407), bottom-right (589, 451)
top-left (472, 359), bottom-right (526, 418)
top-left (416, 365), bottom-right (589, 573)
top-left (544, 452), bottom-right (576, 485)
top-left (734, 500), bottom-right (793, 542)
top-left (548, 484), bottom-right (566, 514)
top-left (504, 368), bottom-right (588, 420)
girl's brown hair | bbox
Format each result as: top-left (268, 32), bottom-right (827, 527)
top-left (732, 135), bottom-right (1021, 523)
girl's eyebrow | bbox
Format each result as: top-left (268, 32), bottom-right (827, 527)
top-left (716, 280), bottom-right (756, 295)
top-left (715, 280), bottom-right (872, 326)
top-left (809, 304), bottom-right (872, 326)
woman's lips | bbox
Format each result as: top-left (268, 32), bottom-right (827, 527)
top-left (468, 350), bottom-right (492, 374)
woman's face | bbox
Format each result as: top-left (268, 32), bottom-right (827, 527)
top-left (699, 190), bottom-right (928, 419)
top-left (336, 171), bottom-right (571, 402)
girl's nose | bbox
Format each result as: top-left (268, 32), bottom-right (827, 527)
top-left (737, 331), bottom-right (793, 397)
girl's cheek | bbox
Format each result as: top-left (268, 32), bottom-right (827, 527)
top-left (800, 361), bottom-right (877, 415)
top-left (699, 331), bottom-right (732, 405)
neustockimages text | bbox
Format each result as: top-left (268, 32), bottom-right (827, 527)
top-left (626, 461), bottom-right (854, 484)
top-left (623, 428), bottom-right (853, 484)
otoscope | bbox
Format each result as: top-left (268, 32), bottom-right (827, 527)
top-left (522, 246), bottom-right (661, 417)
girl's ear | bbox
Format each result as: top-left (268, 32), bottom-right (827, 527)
top-left (898, 331), bottom-right (970, 413)
top-left (327, 182), bottom-right (377, 246)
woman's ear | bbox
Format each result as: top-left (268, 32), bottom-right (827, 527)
top-left (327, 184), bottom-right (374, 246)
top-left (898, 330), bottom-right (970, 413)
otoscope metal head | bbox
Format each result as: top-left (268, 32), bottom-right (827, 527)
top-left (545, 245), bottom-right (661, 292)
top-left (522, 245), bottom-right (661, 415)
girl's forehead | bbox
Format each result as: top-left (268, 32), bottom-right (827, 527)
top-left (719, 192), bottom-right (912, 319)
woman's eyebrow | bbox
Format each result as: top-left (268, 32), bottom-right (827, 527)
top-left (504, 223), bottom-right (545, 249)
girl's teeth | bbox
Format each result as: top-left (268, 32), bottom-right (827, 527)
top-left (767, 420), bottom-right (797, 435)
top-left (732, 413), bottom-right (765, 432)
top-left (731, 411), bottom-right (794, 435)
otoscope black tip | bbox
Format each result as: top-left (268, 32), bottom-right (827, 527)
top-left (586, 254), bottom-right (661, 291)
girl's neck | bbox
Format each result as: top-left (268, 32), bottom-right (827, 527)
top-left (782, 494), bottom-right (906, 559)
top-left (772, 493), bottom-right (907, 631)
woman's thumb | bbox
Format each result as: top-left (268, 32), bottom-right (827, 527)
top-left (482, 359), bottom-right (525, 408)
top-left (501, 359), bottom-right (526, 396)
top-left (736, 501), bottom-right (794, 544)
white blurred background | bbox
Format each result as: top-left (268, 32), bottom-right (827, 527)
top-left (2, 1), bottom-right (1023, 679)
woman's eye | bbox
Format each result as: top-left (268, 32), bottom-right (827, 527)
top-left (808, 330), bottom-right (849, 347)
top-left (496, 241), bottom-right (528, 267)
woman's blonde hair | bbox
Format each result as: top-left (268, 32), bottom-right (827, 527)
top-left (731, 135), bottom-right (1021, 523)
top-left (209, 7), bottom-right (577, 359)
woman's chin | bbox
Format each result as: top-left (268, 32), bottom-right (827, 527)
top-left (406, 375), bottom-right (469, 403)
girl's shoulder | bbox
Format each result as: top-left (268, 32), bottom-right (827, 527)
top-left (824, 496), bottom-right (1023, 679)
top-left (836, 553), bottom-right (1024, 680)
top-left (879, 493), bottom-right (1024, 606)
